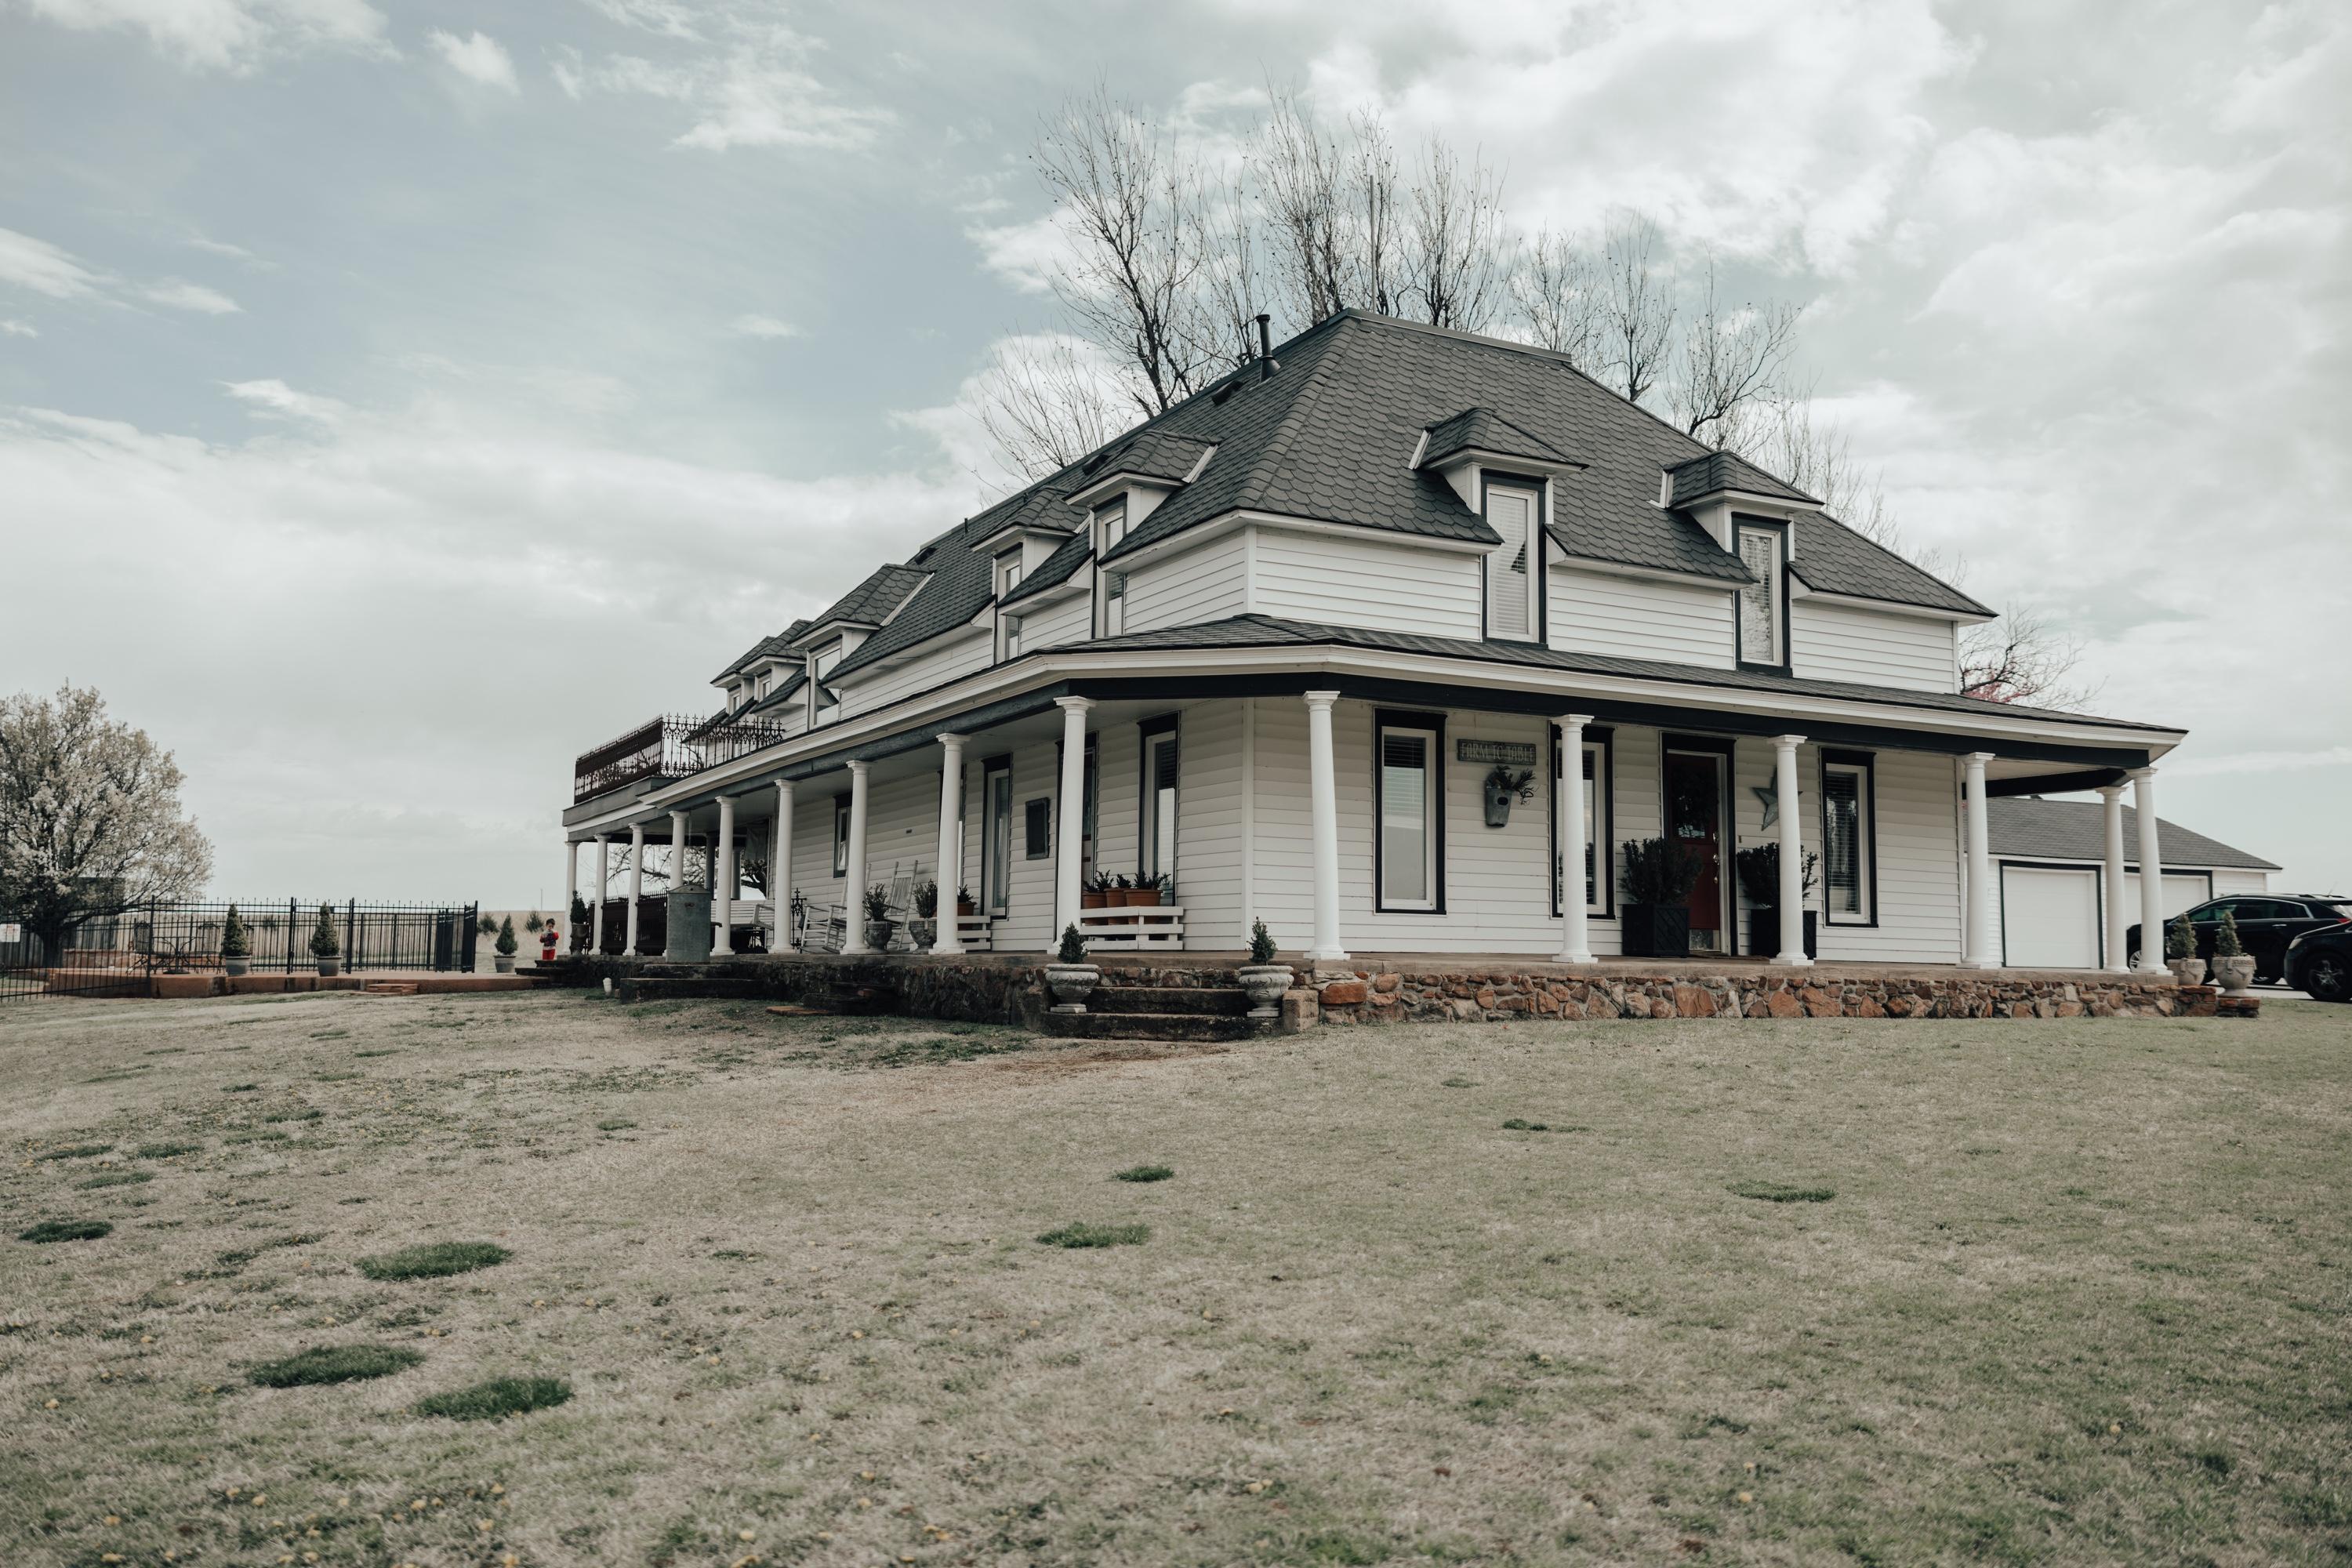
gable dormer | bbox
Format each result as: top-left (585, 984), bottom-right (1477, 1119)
top-left (1415, 408), bottom-right (1584, 644)
top-left (1661, 452), bottom-right (1823, 671)
top-left (1066, 430), bottom-right (1216, 545)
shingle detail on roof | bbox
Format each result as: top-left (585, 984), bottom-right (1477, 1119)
top-left (829, 480), bottom-right (1079, 680)
top-left (1791, 517), bottom-right (1993, 616)
top-left (712, 620), bottom-right (811, 684)
top-left (1421, 406), bottom-right (1572, 468)
top-left (1051, 614), bottom-right (2180, 734)
top-left (1000, 532), bottom-right (1093, 608)
top-left (741, 666), bottom-right (808, 716)
top-left (806, 562), bottom-right (931, 635)
top-left (1667, 449), bottom-right (1817, 508)
top-left (1987, 797), bottom-right (2279, 871)
top-left (1085, 428), bottom-right (1217, 485)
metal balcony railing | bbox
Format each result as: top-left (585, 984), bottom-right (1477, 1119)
top-left (572, 712), bottom-right (793, 805)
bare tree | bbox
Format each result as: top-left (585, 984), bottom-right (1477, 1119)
top-left (1403, 138), bottom-right (1507, 332)
top-left (1254, 86), bottom-right (1352, 327)
top-left (1672, 258), bottom-right (1802, 451)
top-left (973, 334), bottom-right (1126, 481)
top-left (1508, 224), bottom-right (1606, 372)
top-left (1750, 390), bottom-right (1898, 546)
top-left (1961, 609), bottom-right (2096, 710)
top-left (1600, 212), bottom-right (1675, 406)
top-left (0, 684), bottom-right (212, 956)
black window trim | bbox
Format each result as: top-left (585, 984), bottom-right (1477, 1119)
top-left (1732, 514), bottom-right (1791, 674)
top-left (1137, 711), bottom-right (1180, 884)
top-left (1022, 795), bottom-right (1053, 860)
top-left (1996, 858), bottom-right (2106, 969)
top-left (1477, 470), bottom-right (1548, 645)
top-left (1819, 746), bottom-right (1878, 928)
top-left (1373, 706), bottom-right (1448, 915)
top-left (979, 753), bottom-right (1013, 916)
top-left (830, 797), bottom-right (851, 879)
top-left (1548, 723), bottom-right (1615, 919)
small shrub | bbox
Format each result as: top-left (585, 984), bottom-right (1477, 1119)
top-left (249, 1344), bottom-right (423, 1388)
top-left (1036, 1222), bottom-right (1149, 1249)
top-left (309, 904), bottom-right (340, 960)
top-left (20, 1219), bottom-right (112, 1243)
top-left (77, 1171), bottom-right (153, 1189)
top-left (2165, 912), bottom-right (2196, 961)
top-left (219, 904), bottom-right (251, 959)
top-left (357, 1241), bottom-right (510, 1281)
top-left (1621, 836), bottom-right (1702, 906)
top-left (1056, 924), bottom-right (1088, 964)
top-left (1114, 1165), bottom-right (1174, 1183)
top-left (415, 1376), bottom-right (572, 1421)
top-left (35, 1143), bottom-right (112, 1160)
top-left (137, 1141), bottom-right (200, 1158)
top-left (1248, 917), bottom-right (1278, 965)
top-left (1728, 1181), bottom-right (1835, 1203)
top-left (495, 916), bottom-right (518, 957)
top-left (2212, 909), bottom-right (2245, 960)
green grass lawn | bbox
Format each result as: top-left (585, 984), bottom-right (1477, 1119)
top-left (2, 989), bottom-right (2348, 1566)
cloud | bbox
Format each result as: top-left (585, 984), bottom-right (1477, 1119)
top-left (729, 314), bottom-right (800, 339)
top-left (224, 377), bottom-right (347, 423)
top-left (2169, 746), bottom-right (2352, 779)
top-left (1, 319), bottom-right (35, 337)
top-left (558, 20), bottom-right (893, 152)
top-left (16, 0), bottom-right (390, 71)
top-left (142, 280), bottom-right (242, 314)
top-left (0, 227), bottom-right (104, 299)
top-left (427, 28), bottom-right (518, 93)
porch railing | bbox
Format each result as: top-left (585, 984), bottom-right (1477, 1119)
top-left (573, 712), bottom-right (795, 805)
top-left (1077, 905), bottom-right (1185, 951)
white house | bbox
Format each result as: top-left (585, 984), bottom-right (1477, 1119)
top-left (1990, 796), bottom-right (2278, 970)
top-left (564, 311), bottom-right (2189, 977)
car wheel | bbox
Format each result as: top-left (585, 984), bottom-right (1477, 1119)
top-left (2125, 945), bottom-right (2140, 971)
top-left (2307, 952), bottom-right (2352, 1004)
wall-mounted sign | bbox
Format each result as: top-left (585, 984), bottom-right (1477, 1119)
top-left (1456, 739), bottom-right (1538, 767)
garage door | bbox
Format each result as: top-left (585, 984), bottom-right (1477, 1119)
top-left (2002, 865), bottom-right (2102, 968)
top-left (2118, 871), bottom-right (2214, 926)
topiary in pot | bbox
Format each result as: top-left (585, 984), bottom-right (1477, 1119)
top-left (1733, 843), bottom-right (1820, 960)
top-left (219, 904), bottom-right (251, 977)
top-left (1237, 916), bottom-right (1291, 1019)
top-left (2165, 911), bottom-right (2204, 985)
top-left (862, 883), bottom-right (896, 949)
top-left (494, 916), bottom-right (519, 974)
top-left (1045, 923), bottom-right (1098, 1013)
top-left (2210, 908), bottom-right (2254, 995)
top-left (308, 903), bottom-right (341, 977)
top-left (1619, 837), bottom-right (1700, 959)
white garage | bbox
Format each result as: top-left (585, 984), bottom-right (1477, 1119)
top-left (1991, 797), bottom-right (2278, 970)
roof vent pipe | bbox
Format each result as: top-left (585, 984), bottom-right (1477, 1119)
top-left (1256, 313), bottom-right (1274, 379)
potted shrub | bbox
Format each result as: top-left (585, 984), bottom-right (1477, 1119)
top-left (955, 885), bottom-right (976, 919)
top-left (1146, 873), bottom-right (1174, 907)
top-left (1081, 872), bottom-right (1112, 911)
top-left (1044, 923), bottom-right (1099, 1012)
top-left (2165, 912), bottom-right (2205, 985)
top-left (570, 895), bottom-right (591, 953)
top-left (1619, 837), bottom-right (1700, 960)
top-left (862, 883), bottom-right (896, 951)
top-left (1237, 917), bottom-right (1292, 1019)
top-left (2209, 908), bottom-right (2255, 995)
top-left (909, 880), bottom-right (939, 950)
top-left (1734, 843), bottom-right (1819, 960)
top-left (309, 903), bottom-right (342, 978)
top-left (1481, 764), bottom-right (1535, 829)
top-left (494, 916), bottom-right (518, 974)
top-left (219, 904), bottom-right (251, 978)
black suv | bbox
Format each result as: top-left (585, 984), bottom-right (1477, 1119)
top-left (2127, 895), bottom-right (2352, 982)
top-left (2285, 924), bottom-right (2352, 1003)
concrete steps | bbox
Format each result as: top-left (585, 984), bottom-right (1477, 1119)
top-left (1039, 980), bottom-right (1271, 1043)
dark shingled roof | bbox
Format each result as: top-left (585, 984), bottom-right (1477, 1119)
top-left (1667, 448), bottom-right (1817, 508)
top-left (833, 310), bottom-right (1991, 678)
top-left (741, 666), bottom-right (807, 717)
top-left (803, 562), bottom-right (931, 636)
top-left (712, 620), bottom-right (811, 684)
top-left (1047, 614), bottom-right (2180, 734)
top-left (1082, 427), bottom-right (1217, 486)
top-left (1421, 405), bottom-right (1573, 468)
top-left (999, 531), bottom-right (1094, 608)
top-left (1988, 797), bottom-right (2279, 870)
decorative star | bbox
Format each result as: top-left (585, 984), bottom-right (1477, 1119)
top-left (1752, 777), bottom-right (1779, 829)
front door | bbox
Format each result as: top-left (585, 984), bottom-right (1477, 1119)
top-left (1664, 748), bottom-right (1728, 951)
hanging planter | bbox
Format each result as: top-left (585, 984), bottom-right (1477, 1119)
top-left (1482, 764), bottom-right (1536, 829)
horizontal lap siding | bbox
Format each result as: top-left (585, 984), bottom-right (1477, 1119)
top-left (840, 629), bottom-right (992, 717)
top-left (1123, 533), bottom-right (1247, 631)
top-left (1254, 530), bottom-right (1482, 638)
top-left (1174, 701), bottom-right (1246, 947)
top-left (1790, 601), bottom-right (1957, 693)
top-left (1013, 593), bottom-right (1091, 654)
top-left (993, 740), bottom-right (1062, 953)
top-left (1549, 567), bottom-right (1735, 670)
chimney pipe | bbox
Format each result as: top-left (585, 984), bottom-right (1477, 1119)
top-left (1255, 313), bottom-right (1273, 379)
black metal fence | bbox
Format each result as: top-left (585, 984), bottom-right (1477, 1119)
top-left (0, 900), bottom-right (480, 1003)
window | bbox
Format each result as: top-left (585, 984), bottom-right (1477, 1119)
top-left (811, 642), bottom-right (843, 724)
top-left (996, 549), bottom-right (1022, 598)
top-left (982, 757), bottom-right (1013, 916)
top-left (1736, 521), bottom-right (1785, 667)
top-left (1102, 572), bottom-right (1127, 637)
top-left (1080, 735), bottom-right (1098, 880)
top-left (1820, 750), bottom-right (1875, 924)
top-left (832, 798), bottom-right (851, 878)
top-left (1004, 615), bottom-right (1023, 658)
top-left (1139, 717), bottom-right (1178, 884)
top-left (1023, 797), bottom-right (1052, 859)
top-left (1375, 711), bottom-right (1444, 912)
top-left (1484, 481), bottom-right (1541, 641)
top-left (1098, 499), bottom-right (1126, 554)
top-left (1552, 728), bottom-right (1613, 916)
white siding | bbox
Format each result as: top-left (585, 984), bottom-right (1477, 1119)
top-left (2209, 869), bottom-right (2272, 897)
top-left (1122, 532), bottom-right (1247, 631)
top-left (1789, 599), bottom-right (1958, 693)
top-left (837, 626), bottom-right (992, 716)
top-left (1252, 528), bottom-right (1483, 637)
top-left (1548, 566), bottom-right (1736, 670)
top-left (1172, 700), bottom-right (1247, 948)
top-left (1011, 590), bottom-right (1092, 654)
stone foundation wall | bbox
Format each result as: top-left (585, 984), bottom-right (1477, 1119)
top-left (1312, 967), bottom-right (2204, 1023)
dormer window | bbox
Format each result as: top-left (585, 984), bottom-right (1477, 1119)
top-left (1482, 479), bottom-right (1542, 643)
top-left (754, 671), bottom-right (772, 700)
top-left (1004, 615), bottom-right (1024, 658)
top-left (996, 549), bottom-right (1022, 600)
top-left (1098, 499), bottom-right (1127, 554)
top-left (809, 641), bottom-right (843, 724)
top-left (1735, 519), bottom-right (1788, 669)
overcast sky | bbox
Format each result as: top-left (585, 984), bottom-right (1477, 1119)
top-left (2, 0), bottom-right (2346, 910)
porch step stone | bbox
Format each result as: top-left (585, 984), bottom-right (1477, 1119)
top-left (1039, 1010), bottom-right (1272, 1044)
top-left (1082, 985), bottom-right (1253, 1018)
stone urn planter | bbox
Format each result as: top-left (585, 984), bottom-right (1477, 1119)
top-left (1044, 963), bottom-right (1099, 1014)
top-left (2168, 956), bottom-right (2207, 986)
top-left (1236, 964), bottom-right (1293, 1019)
top-left (907, 917), bottom-right (937, 951)
top-left (2212, 954), bottom-right (2256, 995)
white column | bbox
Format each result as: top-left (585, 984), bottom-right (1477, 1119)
top-left (1773, 735), bottom-right (1811, 967)
top-left (712, 796), bottom-right (737, 957)
top-left (625, 823), bottom-right (644, 955)
top-left (663, 811), bottom-right (688, 960)
top-left (1962, 752), bottom-right (1996, 967)
top-left (839, 761), bottom-right (873, 954)
top-left (590, 834), bottom-right (609, 953)
top-left (1052, 699), bottom-right (1092, 952)
top-left (2100, 784), bottom-right (2130, 973)
top-left (560, 840), bottom-right (576, 951)
top-left (772, 780), bottom-right (797, 953)
top-left (933, 734), bottom-right (967, 956)
top-left (1304, 691), bottom-right (1348, 963)
top-left (2131, 766), bottom-right (2167, 974)
top-left (1555, 714), bottom-right (1594, 964)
